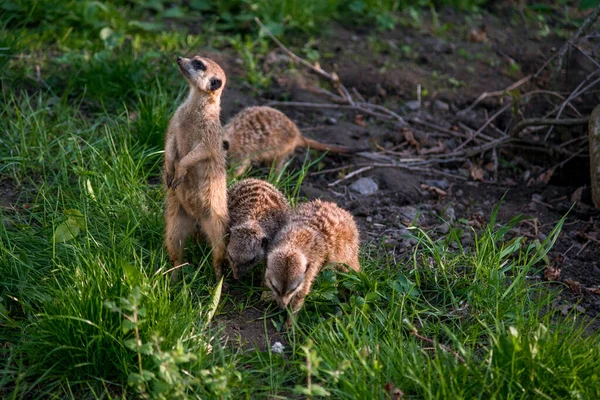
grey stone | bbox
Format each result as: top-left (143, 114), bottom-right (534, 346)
top-left (437, 222), bottom-right (450, 234)
top-left (426, 179), bottom-right (450, 190)
top-left (433, 100), bottom-right (450, 112)
top-left (326, 117), bottom-right (337, 125)
top-left (349, 177), bottom-right (379, 196)
top-left (444, 206), bottom-right (456, 221)
top-left (405, 100), bottom-right (421, 111)
top-left (397, 206), bottom-right (420, 223)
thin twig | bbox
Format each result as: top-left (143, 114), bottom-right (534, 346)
top-left (458, 74), bottom-right (532, 115)
top-left (545, 69), bottom-right (600, 140)
top-left (552, 3), bottom-right (600, 80)
top-left (454, 103), bottom-right (512, 151)
top-left (511, 117), bottom-right (590, 137)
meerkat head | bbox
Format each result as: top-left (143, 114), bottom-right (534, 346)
top-left (226, 221), bottom-right (268, 280)
top-left (264, 248), bottom-right (308, 309)
top-left (176, 55), bottom-right (226, 95)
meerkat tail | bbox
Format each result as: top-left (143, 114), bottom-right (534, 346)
top-left (299, 136), bottom-right (367, 154)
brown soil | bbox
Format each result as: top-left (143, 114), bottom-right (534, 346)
top-left (215, 6), bottom-right (600, 349)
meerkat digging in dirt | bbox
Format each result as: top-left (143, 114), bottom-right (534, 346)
top-left (264, 199), bottom-right (360, 327)
top-left (226, 178), bottom-right (290, 280)
top-left (164, 55), bottom-right (228, 281)
top-left (223, 106), bottom-right (361, 177)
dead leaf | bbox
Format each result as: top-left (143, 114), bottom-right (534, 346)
top-left (564, 279), bottom-right (582, 295)
top-left (543, 266), bottom-right (561, 281)
top-left (468, 213), bottom-right (486, 229)
top-left (537, 168), bottom-right (555, 184)
top-left (584, 287), bottom-right (600, 295)
top-left (402, 128), bottom-right (420, 149)
top-left (384, 382), bottom-right (404, 400)
top-left (571, 186), bottom-right (584, 203)
top-left (469, 25), bottom-right (487, 42)
top-left (128, 111), bottom-right (139, 121)
top-left (470, 165), bottom-right (484, 181)
top-left (557, 304), bottom-right (585, 316)
top-left (354, 114), bottom-right (366, 127)
top-left (421, 184), bottom-right (447, 198)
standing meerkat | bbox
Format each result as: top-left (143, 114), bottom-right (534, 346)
top-left (223, 106), bottom-right (360, 177)
top-left (164, 55), bottom-right (228, 280)
top-left (226, 178), bottom-right (290, 280)
top-left (264, 199), bottom-right (360, 327)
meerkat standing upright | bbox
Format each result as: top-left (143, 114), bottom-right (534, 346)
top-left (164, 55), bottom-right (228, 280)
top-left (264, 200), bottom-right (360, 327)
top-left (223, 106), bottom-right (361, 177)
top-left (226, 178), bottom-right (290, 280)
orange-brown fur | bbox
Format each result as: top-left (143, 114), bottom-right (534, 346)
top-left (164, 55), bottom-right (228, 280)
top-left (226, 178), bottom-right (290, 280)
top-left (264, 200), bottom-right (360, 326)
top-left (223, 106), bottom-right (356, 176)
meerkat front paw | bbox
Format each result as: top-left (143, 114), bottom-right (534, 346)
top-left (170, 169), bottom-right (187, 189)
top-left (260, 290), bottom-right (276, 302)
top-left (166, 171), bottom-right (175, 189)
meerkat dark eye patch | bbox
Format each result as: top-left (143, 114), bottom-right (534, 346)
top-left (222, 140), bottom-right (229, 151)
top-left (191, 59), bottom-right (205, 71)
top-left (261, 237), bottom-right (269, 249)
top-left (209, 78), bottom-right (222, 91)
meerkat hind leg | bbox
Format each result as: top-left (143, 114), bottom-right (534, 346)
top-left (165, 202), bottom-right (196, 281)
top-left (199, 212), bottom-right (228, 281)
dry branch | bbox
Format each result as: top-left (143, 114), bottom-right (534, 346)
top-left (552, 3), bottom-right (600, 80)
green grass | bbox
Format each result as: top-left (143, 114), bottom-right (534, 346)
top-left (1, 1), bottom-right (600, 398)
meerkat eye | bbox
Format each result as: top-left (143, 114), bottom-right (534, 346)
top-left (191, 59), bottom-right (205, 71)
top-left (209, 78), bottom-right (222, 91)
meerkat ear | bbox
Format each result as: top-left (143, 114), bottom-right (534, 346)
top-left (209, 78), bottom-right (222, 91)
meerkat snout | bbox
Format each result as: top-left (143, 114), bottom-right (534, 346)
top-left (176, 55), bottom-right (226, 93)
top-left (265, 250), bottom-right (307, 309)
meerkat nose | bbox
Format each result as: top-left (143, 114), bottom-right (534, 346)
top-left (176, 56), bottom-right (182, 61)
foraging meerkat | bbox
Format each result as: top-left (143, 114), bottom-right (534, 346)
top-left (264, 199), bottom-right (360, 327)
top-left (223, 106), bottom-right (358, 177)
top-left (226, 178), bottom-right (290, 280)
top-left (164, 55), bottom-right (228, 280)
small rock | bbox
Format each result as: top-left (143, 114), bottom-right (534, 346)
top-left (461, 232), bottom-right (474, 246)
top-left (532, 194), bottom-right (544, 202)
top-left (456, 189), bottom-right (464, 197)
top-left (397, 206), bottom-right (420, 223)
top-left (350, 177), bottom-right (379, 196)
top-left (425, 179), bottom-right (449, 190)
top-left (444, 206), bottom-right (456, 221)
top-left (326, 117), bottom-right (337, 125)
top-left (271, 342), bottom-right (285, 354)
top-left (405, 100), bottom-right (421, 111)
top-left (433, 100), bottom-right (450, 112)
top-left (437, 222), bottom-right (450, 234)
top-left (366, 216), bottom-right (373, 223)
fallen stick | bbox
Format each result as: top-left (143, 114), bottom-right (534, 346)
top-left (510, 117), bottom-right (590, 137)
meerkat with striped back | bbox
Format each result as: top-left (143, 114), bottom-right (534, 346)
top-left (223, 106), bottom-right (361, 176)
top-left (226, 178), bottom-right (290, 280)
top-left (264, 199), bottom-right (360, 327)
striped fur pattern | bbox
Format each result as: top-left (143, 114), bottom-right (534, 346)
top-left (265, 199), bottom-right (360, 326)
top-left (226, 178), bottom-right (290, 279)
top-left (223, 106), bottom-right (353, 177)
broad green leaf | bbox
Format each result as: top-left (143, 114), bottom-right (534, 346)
top-left (206, 277), bottom-right (223, 325)
top-left (53, 219), bottom-right (80, 242)
top-left (128, 20), bottom-right (164, 32)
top-left (65, 209), bottom-right (85, 229)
